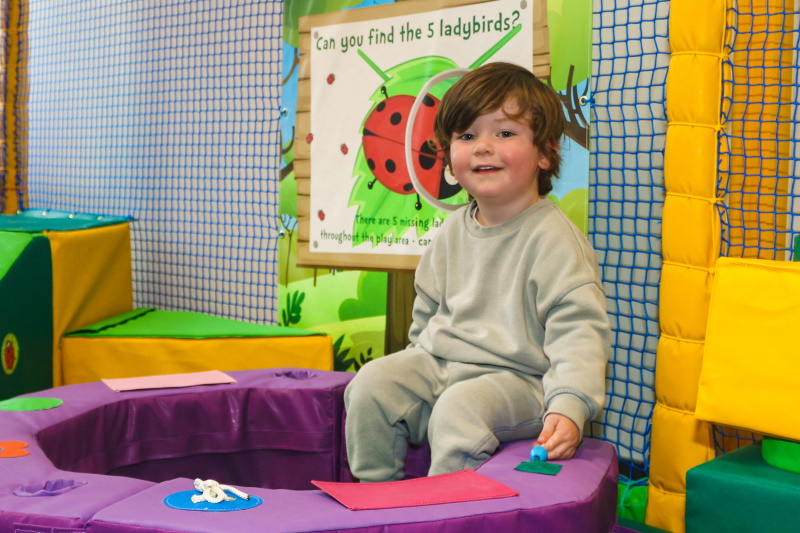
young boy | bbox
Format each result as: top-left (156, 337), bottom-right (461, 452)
top-left (344, 62), bottom-right (611, 482)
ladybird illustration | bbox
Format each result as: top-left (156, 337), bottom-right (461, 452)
top-left (327, 73), bottom-right (335, 85)
top-left (306, 133), bottom-right (313, 144)
top-left (2, 333), bottom-right (19, 376)
top-left (361, 89), bottom-right (461, 202)
top-left (341, 143), bottom-right (348, 155)
top-left (318, 210), bottom-right (325, 221)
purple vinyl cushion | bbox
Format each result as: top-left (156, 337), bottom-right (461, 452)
top-left (0, 369), bottom-right (618, 533)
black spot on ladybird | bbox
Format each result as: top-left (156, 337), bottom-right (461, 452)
top-left (418, 141), bottom-right (437, 171)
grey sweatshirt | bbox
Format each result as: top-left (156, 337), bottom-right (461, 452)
top-left (408, 199), bottom-right (611, 430)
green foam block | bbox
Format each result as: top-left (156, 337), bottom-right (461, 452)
top-left (762, 438), bottom-right (800, 474)
top-left (0, 232), bottom-right (53, 400)
top-left (686, 443), bottom-right (800, 533)
top-left (65, 308), bottom-right (325, 339)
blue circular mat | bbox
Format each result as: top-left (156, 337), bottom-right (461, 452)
top-left (163, 490), bottom-right (263, 512)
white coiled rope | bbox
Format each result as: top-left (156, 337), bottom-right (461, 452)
top-left (191, 479), bottom-right (250, 504)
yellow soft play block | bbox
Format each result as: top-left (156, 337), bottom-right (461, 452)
top-left (696, 257), bottom-right (800, 441)
top-left (61, 308), bottom-right (334, 385)
top-left (49, 223), bottom-right (133, 386)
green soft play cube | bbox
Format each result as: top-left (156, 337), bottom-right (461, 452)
top-left (0, 232), bottom-right (53, 399)
top-left (686, 443), bottom-right (800, 533)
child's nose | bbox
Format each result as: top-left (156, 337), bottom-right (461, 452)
top-left (472, 136), bottom-right (493, 154)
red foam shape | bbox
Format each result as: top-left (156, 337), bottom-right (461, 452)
top-left (312, 469), bottom-right (519, 510)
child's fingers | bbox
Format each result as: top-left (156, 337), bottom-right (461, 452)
top-left (536, 416), bottom-right (580, 458)
top-left (546, 441), bottom-right (577, 460)
top-left (535, 420), bottom-right (556, 446)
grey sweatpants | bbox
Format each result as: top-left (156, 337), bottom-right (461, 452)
top-left (344, 348), bottom-right (546, 482)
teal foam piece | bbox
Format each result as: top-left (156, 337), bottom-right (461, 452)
top-left (0, 209), bottom-right (131, 232)
top-left (686, 443), bottom-right (800, 533)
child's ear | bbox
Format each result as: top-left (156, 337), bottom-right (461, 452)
top-left (538, 155), bottom-right (552, 170)
top-left (539, 156), bottom-right (550, 170)
top-left (538, 141), bottom-right (558, 169)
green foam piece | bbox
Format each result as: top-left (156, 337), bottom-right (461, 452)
top-left (0, 397), bottom-right (63, 411)
top-left (617, 479), bottom-right (648, 523)
top-left (762, 437), bottom-right (800, 473)
top-left (65, 308), bottom-right (325, 339)
top-left (0, 233), bottom-right (53, 400)
top-left (687, 443), bottom-right (800, 533)
top-left (514, 461), bottom-right (562, 475)
top-left (0, 210), bottom-right (130, 232)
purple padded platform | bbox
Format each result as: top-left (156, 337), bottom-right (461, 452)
top-left (0, 368), bottom-right (618, 532)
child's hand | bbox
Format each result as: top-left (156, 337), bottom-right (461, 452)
top-left (535, 413), bottom-right (581, 460)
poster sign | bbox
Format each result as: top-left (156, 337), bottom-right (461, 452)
top-left (296, 0), bottom-right (561, 270)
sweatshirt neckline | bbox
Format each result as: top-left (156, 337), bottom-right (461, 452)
top-left (463, 198), bottom-right (552, 237)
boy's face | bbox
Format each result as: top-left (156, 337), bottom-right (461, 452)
top-left (448, 99), bottom-right (550, 210)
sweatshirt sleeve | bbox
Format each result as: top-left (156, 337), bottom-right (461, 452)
top-left (540, 280), bottom-right (611, 430)
top-left (407, 238), bottom-right (442, 347)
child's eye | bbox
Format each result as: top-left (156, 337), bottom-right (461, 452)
top-left (457, 133), bottom-right (475, 141)
top-left (498, 130), bottom-right (515, 138)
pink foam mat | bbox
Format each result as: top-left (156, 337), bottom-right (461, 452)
top-left (0, 368), bottom-right (618, 532)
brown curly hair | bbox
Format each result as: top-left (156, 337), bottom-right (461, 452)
top-left (433, 62), bottom-right (566, 196)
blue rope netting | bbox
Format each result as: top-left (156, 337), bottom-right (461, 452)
top-left (714, 1), bottom-right (800, 453)
top-left (15, 0), bottom-right (283, 323)
top-left (589, 0), bottom-right (670, 480)
top-left (720, 1), bottom-right (800, 261)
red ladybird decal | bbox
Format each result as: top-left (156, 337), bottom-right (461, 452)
top-left (327, 73), bottom-right (335, 85)
top-left (306, 133), bottom-right (313, 144)
top-left (361, 88), bottom-right (460, 203)
top-left (318, 210), bottom-right (325, 221)
top-left (341, 144), bottom-right (348, 155)
top-left (2, 334), bottom-right (19, 376)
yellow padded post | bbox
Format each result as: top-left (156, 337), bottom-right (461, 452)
top-left (648, 0), bottom-right (726, 530)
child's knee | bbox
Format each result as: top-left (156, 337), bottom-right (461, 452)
top-left (345, 358), bottom-right (393, 407)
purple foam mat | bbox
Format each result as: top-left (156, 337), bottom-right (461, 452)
top-left (0, 368), bottom-right (618, 532)
top-left (88, 440), bottom-right (616, 533)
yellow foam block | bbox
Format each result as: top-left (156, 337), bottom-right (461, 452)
top-left (650, 403), bottom-right (714, 492)
top-left (62, 335), bottom-right (333, 385)
top-left (696, 257), bottom-right (800, 440)
top-left (47, 223), bottom-right (134, 387)
top-left (664, 126), bottom-right (719, 198)
top-left (662, 195), bottom-right (720, 268)
top-left (659, 264), bottom-right (714, 341)
top-left (646, 484), bottom-right (687, 533)
top-left (61, 309), bottom-right (333, 385)
top-left (655, 336), bottom-right (704, 410)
